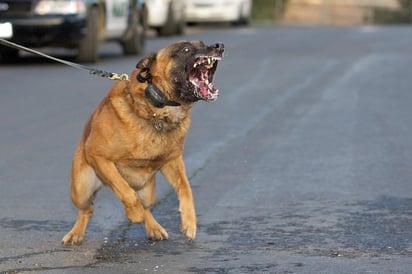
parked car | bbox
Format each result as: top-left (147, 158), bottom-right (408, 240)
top-left (185, 0), bottom-right (251, 25)
top-left (0, 0), bottom-right (147, 63)
top-left (145, 0), bottom-right (185, 36)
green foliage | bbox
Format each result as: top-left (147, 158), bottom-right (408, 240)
top-left (252, 0), bottom-right (288, 22)
top-left (374, 0), bottom-right (412, 24)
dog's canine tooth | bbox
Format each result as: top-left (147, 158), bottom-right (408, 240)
top-left (193, 63), bottom-right (197, 68)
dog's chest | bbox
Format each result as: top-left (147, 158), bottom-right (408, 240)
top-left (118, 123), bottom-right (185, 165)
top-left (115, 135), bottom-right (181, 189)
top-left (110, 102), bottom-right (190, 187)
top-left (150, 106), bottom-right (189, 132)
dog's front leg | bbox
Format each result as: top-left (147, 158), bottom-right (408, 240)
top-left (161, 156), bottom-right (197, 240)
top-left (91, 156), bottom-right (145, 223)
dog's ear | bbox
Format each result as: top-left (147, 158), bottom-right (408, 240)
top-left (136, 52), bottom-right (156, 69)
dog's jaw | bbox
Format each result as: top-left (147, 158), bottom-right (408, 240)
top-left (167, 42), bottom-right (224, 103)
top-left (188, 55), bottom-right (222, 102)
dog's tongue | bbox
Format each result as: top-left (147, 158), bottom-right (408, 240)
top-left (189, 75), bottom-right (209, 98)
top-left (189, 63), bottom-right (218, 100)
top-left (198, 80), bottom-right (209, 97)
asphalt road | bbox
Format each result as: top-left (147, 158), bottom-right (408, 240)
top-left (1, 25), bottom-right (412, 273)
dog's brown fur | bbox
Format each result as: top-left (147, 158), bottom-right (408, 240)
top-left (62, 40), bottom-right (224, 245)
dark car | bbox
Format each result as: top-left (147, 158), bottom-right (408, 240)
top-left (0, 0), bottom-right (147, 62)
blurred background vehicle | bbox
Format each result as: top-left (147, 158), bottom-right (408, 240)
top-left (0, 0), bottom-right (147, 63)
top-left (146, 0), bottom-right (186, 36)
top-left (185, 0), bottom-right (251, 25)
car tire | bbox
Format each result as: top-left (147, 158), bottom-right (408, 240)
top-left (77, 7), bottom-right (100, 63)
top-left (233, 4), bottom-right (250, 26)
top-left (157, 3), bottom-right (177, 36)
top-left (175, 15), bottom-right (186, 35)
top-left (122, 7), bottom-right (146, 55)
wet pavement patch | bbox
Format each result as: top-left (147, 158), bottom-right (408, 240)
top-left (0, 218), bottom-right (72, 232)
top-left (200, 195), bottom-right (412, 258)
top-left (94, 194), bottom-right (412, 271)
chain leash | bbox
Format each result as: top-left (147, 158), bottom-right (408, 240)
top-left (0, 38), bottom-right (129, 81)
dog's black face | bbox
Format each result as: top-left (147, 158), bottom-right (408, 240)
top-left (170, 41), bottom-right (224, 102)
top-left (136, 40), bottom-right (224, 104)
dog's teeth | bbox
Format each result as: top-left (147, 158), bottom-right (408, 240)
top-left (193, 63), bottom-right (197, 68)
top-left (208, 58), bottom-right (211, 65)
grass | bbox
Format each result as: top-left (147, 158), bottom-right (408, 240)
top-left (252, 0), bottom-right (289, 22)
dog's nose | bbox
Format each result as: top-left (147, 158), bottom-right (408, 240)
top-left (213, 43), bottom-right (224, 53)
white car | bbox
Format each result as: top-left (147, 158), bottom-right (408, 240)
top-left (146, 0), bottom-right (186, 36)
top-left (185, 0), bottom-right (251, 25)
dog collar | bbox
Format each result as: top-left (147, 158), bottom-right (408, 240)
top-left (137, 68), bottom-right (181, 108)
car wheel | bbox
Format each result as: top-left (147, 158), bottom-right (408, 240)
top-left (77, 6), bottom-right (100, 63)
top-left (122, 6), bottom-right (146, 55)
top-left (175, 15), bottom-right (186, 35)
top-left (233, 3), bottom-right (250, 26)
top-left (157, 3), bottom-right (176, 36)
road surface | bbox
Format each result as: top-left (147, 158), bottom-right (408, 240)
top-left (1, 25), bottom-right (412, 273)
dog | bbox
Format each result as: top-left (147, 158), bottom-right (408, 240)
top-left (61, 40), bottom-right (224, 245)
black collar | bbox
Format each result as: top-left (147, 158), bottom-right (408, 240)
top-left (137, 68), bottom-right (180, 108)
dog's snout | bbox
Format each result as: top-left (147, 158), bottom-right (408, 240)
top-left (213, 43), bottom-right (224, 53)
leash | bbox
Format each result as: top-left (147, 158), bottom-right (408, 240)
top-left (0, 38), bottom-right (129, 81)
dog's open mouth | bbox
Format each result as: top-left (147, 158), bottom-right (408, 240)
top-left (188, 55), bottom-right (221, 101)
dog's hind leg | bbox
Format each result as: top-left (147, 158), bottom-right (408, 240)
top-left (138, 177), bottom-right (168, 240)
top-left (62, 145), bottom-right (103, 245)
top-left (161, 156), bottom-right (197, 240)
top-left (90, 156), bottom-right (146, 224)
top-left (137, 176), bottom-right (157, 209)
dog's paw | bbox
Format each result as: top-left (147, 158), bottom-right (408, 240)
top-left (145, 222), bottom-right (169, 241)
top-left (125, 204), bottom-right (145, 223)
top-left (181, 219), bottom-right (197, 240)
top-left (180, 207), bottom-right (197, 240)
top-left (61, 231), bottom-right (84, 246)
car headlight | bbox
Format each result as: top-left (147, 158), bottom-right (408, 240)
top-left (34, 0), bottom-right (86, 15)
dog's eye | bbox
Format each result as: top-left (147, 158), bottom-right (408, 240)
top-left (182, 47), bottom-right (191, 53)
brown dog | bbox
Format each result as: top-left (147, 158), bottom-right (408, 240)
top-left (62, 40), bottom-right (224, 245)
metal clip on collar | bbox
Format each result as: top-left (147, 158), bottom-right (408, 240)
top-left (89, 69), bottom-right (129, 81)
top-left (109, 73), bottom-right (129, 81)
